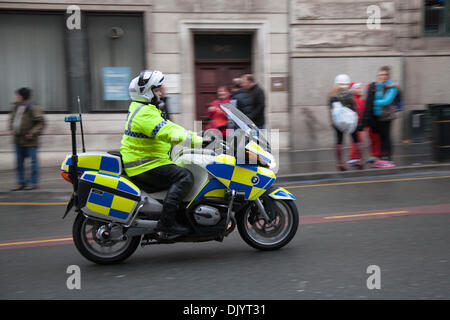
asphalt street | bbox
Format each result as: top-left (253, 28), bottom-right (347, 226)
top-left (0, 172), bottom-right (449, 300)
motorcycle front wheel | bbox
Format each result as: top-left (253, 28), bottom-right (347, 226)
top-left (236, 199), bottom-right (299, 251)
top-left (72, 212), bottom-right (141, 265)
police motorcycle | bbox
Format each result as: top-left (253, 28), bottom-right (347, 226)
top-left (61, 103), bottom-right (299, 265)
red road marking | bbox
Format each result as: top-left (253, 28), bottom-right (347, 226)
top-left (1, 204), bottom-right (450, 250)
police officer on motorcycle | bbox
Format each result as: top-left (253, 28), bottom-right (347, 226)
top-left (120, 70), bottom-right (203, 235)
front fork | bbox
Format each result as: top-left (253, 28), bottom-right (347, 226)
top-left (255, 198), bottom-right (272, 222)
top-left (229, 190), bottom-right (276, 223)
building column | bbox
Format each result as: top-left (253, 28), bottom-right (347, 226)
top-left (65, 10), bottom-right (91, 113)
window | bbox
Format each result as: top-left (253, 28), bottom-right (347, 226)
top-left (424, 0), bottom-right (450, 36)
top-left (0, 10), bottom-right (145, 113)
top-left (87, 13), bottom-right (145, 112)
top-left (0, 11), bottom-right (68, 112)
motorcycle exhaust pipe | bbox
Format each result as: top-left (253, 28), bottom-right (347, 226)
top-left (132, 219), bottom-right (158, 229)
top-left (124, 219), bottom-right (159, 238)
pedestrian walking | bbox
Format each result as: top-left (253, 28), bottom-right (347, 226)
top-left (230, 77), bottom-right (252, 117)
top-left (9, 87), bottom-right (45, 191)
top-left (329, 74), bottom-right (363, 171)
top-left (240, 74), bottom-right (266, 129)
top-left (206, 85), bottom-right (231, 137)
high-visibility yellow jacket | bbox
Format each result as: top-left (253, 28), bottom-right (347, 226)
top-left (120, 101), bottom-right (203, 177)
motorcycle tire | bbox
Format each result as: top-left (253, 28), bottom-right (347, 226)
top-left (72, 212), bottom-right (141, 265)
top-left (236, 199), bottom-right (299, 251)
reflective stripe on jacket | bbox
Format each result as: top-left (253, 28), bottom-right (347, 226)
top-left (120, 101), bottom-right (203, 177)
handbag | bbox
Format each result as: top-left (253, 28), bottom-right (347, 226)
top-left (379, 104), bottom-right (397, 121)
top-left (331, 101), bottom-right (358, 133)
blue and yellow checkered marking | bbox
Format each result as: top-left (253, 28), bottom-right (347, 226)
top-left (82, 171), bottom-right (140, 197)
top-left (86, 190), bottom-right (136, 220)
top-left (245, 141), bottom-right (273, 164)
top-left (205, 155), bottom-right (276, 200)
top-left (190, 179), bottom-right (226, 204)
top-left (269, 187), bottom-right (296, 200)
top-left (61, 154), bottom-right (121, 175)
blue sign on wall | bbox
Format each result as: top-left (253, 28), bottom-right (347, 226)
top-left (103, 67), bottom-right (131, 101)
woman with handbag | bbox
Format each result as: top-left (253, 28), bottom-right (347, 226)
top-left (372, 66), bottom-right (398, 168)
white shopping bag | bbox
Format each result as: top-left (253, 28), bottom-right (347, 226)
top-left (331, 101), bottom-right (358, 134)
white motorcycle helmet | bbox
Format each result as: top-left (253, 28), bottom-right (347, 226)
top-left (129, 70), bottom-right (165, 104)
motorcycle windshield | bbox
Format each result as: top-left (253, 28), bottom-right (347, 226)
top-left (219, 103), bottom-right (270, 149)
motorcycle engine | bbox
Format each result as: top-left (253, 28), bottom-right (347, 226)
top-left (193, 205), bottom-right (221, 226)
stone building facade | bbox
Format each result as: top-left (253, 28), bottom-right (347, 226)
top-left (0, 0), bottom-right (449, 170)
top-left (290, 0), bottom-right (450, 149)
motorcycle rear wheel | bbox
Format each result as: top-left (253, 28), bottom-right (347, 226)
top-left (73, 212), bottom-right (141, 265)
top-left (236, 199), bottom-right (299, 251)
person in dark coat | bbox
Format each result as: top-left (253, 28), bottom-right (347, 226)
top-left (9, 88), bottom-right (45, 191)
top-left (362, 66), bottom-right (398, 168)
top-left (240, 74), bottom-right (266, 129)
top-left (230, 78), bottom-right (252, 117)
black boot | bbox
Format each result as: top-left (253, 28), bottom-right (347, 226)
top-left (156, 204), bottom-right (190, 235)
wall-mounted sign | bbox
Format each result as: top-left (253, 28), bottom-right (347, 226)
top-left (271, 77), bottom-right (287, 92)
top-left (194, 34), bottom-right (252, 61)
top-left (103, 67), bottom-right (131, 100)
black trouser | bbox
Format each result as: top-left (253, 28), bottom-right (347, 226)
top-left (333, 126), bottom-right (359, 145)
top-left (376, 120), bottom-right (392, 160)
top-left (132, 164), bottom-right (194, 212)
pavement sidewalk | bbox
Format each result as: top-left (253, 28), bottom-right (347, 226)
top-left (1, 142), bottom-right (449, 201)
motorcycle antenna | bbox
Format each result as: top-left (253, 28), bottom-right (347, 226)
top-left (77, 96), bottom-right (86, 153)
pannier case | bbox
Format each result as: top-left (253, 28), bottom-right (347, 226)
top-left (78, 171), bottom-right (141, 224)
top-left (61, 152), bottom-right (122, 175)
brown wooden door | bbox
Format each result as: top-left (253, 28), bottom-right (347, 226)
top-left (195, 62), bottom-right (251, 125)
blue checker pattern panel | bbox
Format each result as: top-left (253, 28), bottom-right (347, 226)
top-left (193, 179), bottom-right (225, 202)
top-left (65, 155), bottom-right (121, 175)
top-left (117, 180), bottom-right (140, 196)
top-left (109, 209), bottom-right (129, 220)
top-left (89, 190), bottom-right (114, 207)
top-left (274, 189), bottom-right (295, 199)
top-left (99, 157), bottom-right (120, 173)
top-left (228, 181), bottom-right (256, 199)
top-left (207, 163), bottom-right (235, 180)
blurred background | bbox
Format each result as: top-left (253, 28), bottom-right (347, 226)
top-left (0, 0), bottom-right (449, 170)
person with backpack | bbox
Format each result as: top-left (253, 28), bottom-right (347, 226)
top-left (9, 88), bottom-right (46, 191)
